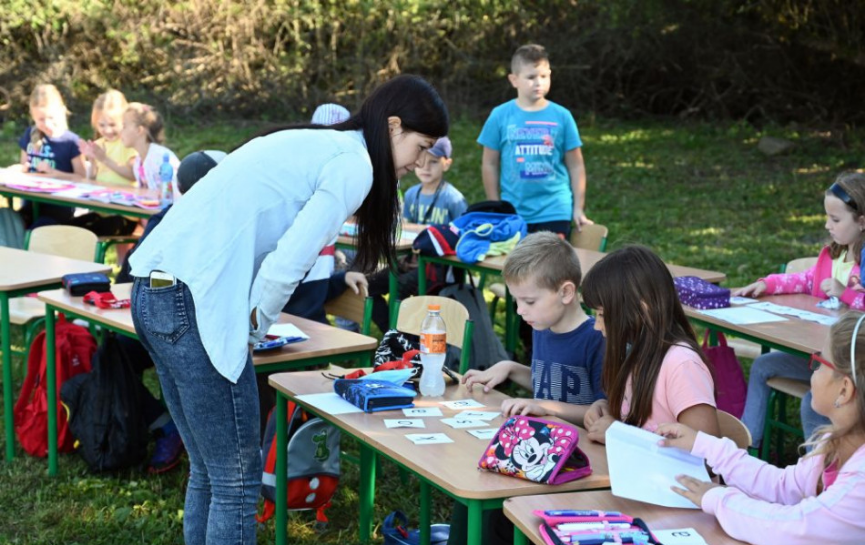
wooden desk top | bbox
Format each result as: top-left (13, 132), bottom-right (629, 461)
top-left (504, 491), bottom-right (746, 545)
top-left (0, 170), bottom-right (161, 217)
top-left (427, 248), bottom-right (727, 284)
top-left (685, 293), bottom-right (840, 354)
top-left (268, 370), bottom-right (611, 500)
top-left (0, 247), bottom-right (111, 291)
top-left (36, 283), bottom-right (378, 365)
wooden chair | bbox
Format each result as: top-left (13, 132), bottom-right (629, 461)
top-left (761, 376), bottom-right (809, 460)
top-left (8, 226), bottom-right (101, 365)
top-left (717, 409), bottom-right (752, 450)
top-left (569, 223), bottom-right (609, 252)
top-left (323, 289), bottom-right (373, 336)
top-left (781, 257), bottom-right (818, 274)
top-left (394, 295), bottom-right (474, 374)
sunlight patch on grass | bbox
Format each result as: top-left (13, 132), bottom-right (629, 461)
top-left (787, 212), bottom-right (824, 226)
top-left (688, 226), bottom-right (725, 237)
top-left (614, 160), bottom-right (656, 169)
top-left (795, 165), bottom-right (831, 175)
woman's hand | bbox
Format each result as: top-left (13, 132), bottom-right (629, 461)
top-left (501, 398), bottom-right (548, 418)
top-left (655, 422), bottom-right (699, 452)
top-left (671, 475), bottom-right (722, 507)
top-left (344, 271), bottom-right (368, 296)
top-left (732, 281), bottom-right (766, 297)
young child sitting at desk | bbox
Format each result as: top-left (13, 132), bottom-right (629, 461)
top-left (462, 231), bottom-right (605, 425)
top-left (454, 231), bottom-right (605, 545)
top-left (658, 311), bottom-right (865, 545)
top-left (582, 245), bottom-right (720, 443)
top-left (120, 102), bottom-right (180, 200)
top-left (735, 171), bottom-right (865, 449)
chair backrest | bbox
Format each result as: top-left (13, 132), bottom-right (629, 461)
top-left (783, 257), bottom-right (818, 274)
top-left (26, 225), bottom-right (99, 262)
top-left (396, 295), bottom-right (469, 349)
top-left (717, 409), bottom-right (752, 450)
top-left (323, 290), bottom-right (372, 335)
top-left (569, 223), bottom-right (609, 251)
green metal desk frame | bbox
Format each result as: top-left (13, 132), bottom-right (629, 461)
top-left (274, 392), bottom-right (523, 545)
top-left (42, 305), bottom-right (372, 476)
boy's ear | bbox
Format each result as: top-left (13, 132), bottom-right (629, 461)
top-left (559, 281), bottom-right (577, 304)
top-left (507, 73), bottom-right (519, 89)
top-left (441, 157), bottom-right (453, 172)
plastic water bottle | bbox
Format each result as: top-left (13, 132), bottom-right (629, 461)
top-left (158, 153), bottom-right (174, 206)
top-left (419, 304), bottom-right (447, 397)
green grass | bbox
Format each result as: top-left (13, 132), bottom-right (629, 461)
top-left (1, 114), bottom-right (862, 543)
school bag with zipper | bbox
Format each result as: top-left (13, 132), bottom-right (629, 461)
top-left (13, 315), bottom-right (96, 457)
top-left (60, 333), bottom-right (150, 471)
top-left (257, 399), bottom-right (341, 527)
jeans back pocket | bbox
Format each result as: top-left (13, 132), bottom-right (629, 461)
top-left (137, 283), bottom-right (191, 344)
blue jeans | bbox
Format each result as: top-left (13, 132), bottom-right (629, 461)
top-left (132, 277), bottom-right (262, 545)
top-left (741, 351), bottom-right (829, 446)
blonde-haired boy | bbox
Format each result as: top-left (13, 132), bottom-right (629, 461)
top-left (478, 44), bottom-right (591, 238)
top-left (462, 231), bottom-right (605, 425)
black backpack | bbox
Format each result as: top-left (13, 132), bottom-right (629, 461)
top-left (61, 334), bottom-right (150, 472)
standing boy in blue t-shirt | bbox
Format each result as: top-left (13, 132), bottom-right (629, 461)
top-left (478, 44), bottom-right (591, 238)
top-left (462, 231), bottom-right (605, 425)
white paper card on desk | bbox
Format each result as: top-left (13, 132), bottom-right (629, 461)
top-left (467, 428), bottom-right (498, 440)
top-left (403, 407), bottom-right (444, 417)
top-left (652, 528), bottom-right (709, 545)
top-left (267, 323), bottom-right (310, 341)
top-left (729, 296), bottom-right (758, 305)
top-left (441, 399), bottom-right (485, 410)
top-left (458, 411), bottom-right (500, 421)
top-left (440, 417), bottom-right (490, 429)
top-left (295, 393), bottom-right (363, 415)
top-left (697, 306), bottom-right (788, 325)
top-left (606, 422), bottom-right (710, 509)
top-left (385, 419), bottom-right (425, 429)
top-left (747, 302), bottom-right (839, 325)
top-left (406, 433), bottom-right (453, 445)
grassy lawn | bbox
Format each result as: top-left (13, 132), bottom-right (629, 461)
top-left (0, 114), bottom-right (861, 543)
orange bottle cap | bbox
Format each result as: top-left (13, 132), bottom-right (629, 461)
top-left (428, 304), bottom-right (441, 311)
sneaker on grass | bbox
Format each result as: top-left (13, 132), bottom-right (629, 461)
top-left (149, 429), bottom-right (185, 474)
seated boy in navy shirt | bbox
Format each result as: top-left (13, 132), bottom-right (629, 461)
top-left (462, 231), bottom-right (604, 425)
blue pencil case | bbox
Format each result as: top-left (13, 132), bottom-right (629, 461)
top-left (333, 379), bottom-right (416, 412)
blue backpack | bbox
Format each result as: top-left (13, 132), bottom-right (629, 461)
top-left (383, 511), bottom-right (449, 545)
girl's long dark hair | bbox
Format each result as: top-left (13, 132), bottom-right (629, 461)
top-left (241, 75), bottom-right (449, 272)
top-left (581, 245), bottom-right (712, 427)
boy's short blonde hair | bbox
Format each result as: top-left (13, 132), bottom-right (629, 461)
top-left (511, 44), bottom-right (549, 75)
top-left (503, 231), bottom-right (581, 292)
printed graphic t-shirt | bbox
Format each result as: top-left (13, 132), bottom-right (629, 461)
top-left (18, 126), bottom-right (81, 173)
top-left (402, 181), bottom-right (468, 225)
top-left (531, 317), bottom-right (605, 405)
top-left (477, 99), bottom-right (582, 224)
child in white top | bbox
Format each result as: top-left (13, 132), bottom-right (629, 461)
top-left (658, 311), bottom-right (865, 545)
top-left (120, 102), bottom-right (180, 199)
top-left (78, 89), bottom-right (137, 186)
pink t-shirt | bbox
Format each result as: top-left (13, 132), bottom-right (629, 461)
top-left (621, 344), bottom-right (715, 432)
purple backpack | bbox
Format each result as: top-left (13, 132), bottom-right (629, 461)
top-left (673, 276), bottom-right (730, 309)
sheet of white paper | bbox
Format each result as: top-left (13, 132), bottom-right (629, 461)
top-left (698, 306), bottom-right (788, 325)
top-left (400, 231), bottom-right (418, 242)
top-left (606, 422), bottom-right (710, 509)
top-left (295, 393), bottom-right (362, 415)
top-left (402, 407), bottom-right (444, 417)
top-left (457, 411), bottom-right (500, 421)
top-left (747, 302), bottom-right (839, 325)
top-left (440, 417), bottom-right (490, 429)
top-left (729, 296), bottom-right (757, 305)
top-left (441, 399), bottom-right (485, 410)
top-left (653, 528), bottom-right (709, 545)
top-left (467, 428), bottom-right (498, 440)
top-left (384, 419), bottom-right (425, 429)
top-left (267, 323), bottom-right (309, 340)
top-left (406, 433), bottom-right (453, 445)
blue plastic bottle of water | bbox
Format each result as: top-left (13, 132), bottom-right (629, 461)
top-left (158, 153), bottom-right (173, 206)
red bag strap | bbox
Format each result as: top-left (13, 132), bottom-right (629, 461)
top-left (701, 329), bottom-right (728, 348)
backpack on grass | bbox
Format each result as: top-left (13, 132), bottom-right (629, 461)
top-left (60, 334), bottom-right (150, 472)
top-left (257, 400), bottom-right (341, 526)
top-left (14, 315), bottom-right (96, 457)
top-left (0, 207), bottom-right (25, 249)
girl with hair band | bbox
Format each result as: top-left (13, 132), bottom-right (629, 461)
top-left (128, 74), bottom-right (449, 545)
top-left (737, 171), bottom-right (865, 450)
top-left (657, 311), bottom-right (865, 544)
top-left (581, 244), bottom-right (721, 443)
top-left (120, 102), bottom-right (180, 199)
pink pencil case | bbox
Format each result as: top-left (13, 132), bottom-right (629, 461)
top-left (534, 509), bottom-right (661, 545)
top-left (477, 416), bottom-right (592, 485)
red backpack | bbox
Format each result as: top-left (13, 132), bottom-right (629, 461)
top-left (14, 316), bottom-right (97, 457)
top-left (257, 400), bottom-right (341, 526)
